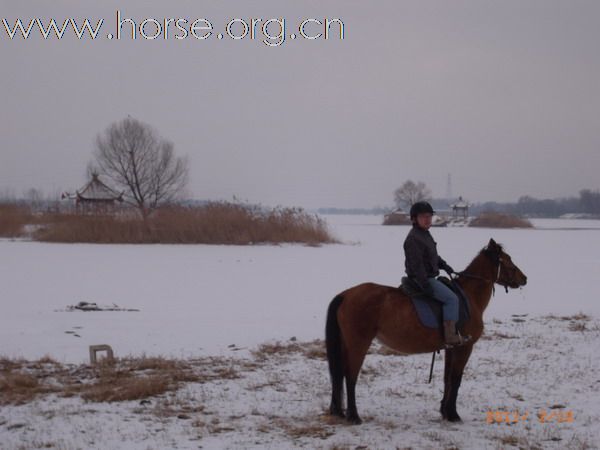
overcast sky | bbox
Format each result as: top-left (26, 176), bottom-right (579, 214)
top-left (1, 1), bottom-right (599, 209)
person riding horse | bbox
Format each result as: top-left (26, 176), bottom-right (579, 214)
top-left (404, 201), bottom-right (470, 346)
top-left (327, 233), bottom-right (527, 423)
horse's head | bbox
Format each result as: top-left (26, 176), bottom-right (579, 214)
top-left (484, 239), bottom-right (527, 289)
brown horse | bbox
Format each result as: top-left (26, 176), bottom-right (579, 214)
top-left (325, 238), bottom-right (527, 424)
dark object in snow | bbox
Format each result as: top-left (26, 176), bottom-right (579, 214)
top-left (72, 302), bottom-right (100, 311)
top-left (66, 302), bottom-right (139, 312)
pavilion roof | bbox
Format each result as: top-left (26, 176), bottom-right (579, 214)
top-left (76, 174), bottom-right (123, 201)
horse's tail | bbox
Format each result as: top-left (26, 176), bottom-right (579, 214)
top-left (326, 294), bottom-right (345, 400)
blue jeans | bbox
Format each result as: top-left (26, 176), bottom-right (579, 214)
top-left (427, 278), bottom-right (459, 322)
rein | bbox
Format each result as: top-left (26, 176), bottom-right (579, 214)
top-left (456, 256), bottom-right (508, 295)
top-left (456, 272), bottom-right (497, 296)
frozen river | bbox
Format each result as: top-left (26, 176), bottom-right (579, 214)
top-left (1, 215), bottom-right (599, 363)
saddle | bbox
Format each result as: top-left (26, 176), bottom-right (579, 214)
top-left (400, 276), bottom-right (470, 331)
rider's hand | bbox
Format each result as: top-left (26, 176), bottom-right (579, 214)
top-left (444, 265), bottom-right (455, 276)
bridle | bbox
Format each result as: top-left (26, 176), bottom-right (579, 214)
top-left (456, 255), bottom-right (509, 294)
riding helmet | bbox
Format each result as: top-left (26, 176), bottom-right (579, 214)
top-left (409, 201), bottom-right (435, 219)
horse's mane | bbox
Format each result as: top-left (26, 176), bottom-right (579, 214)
top-left (464, 242), bottom-right (504, 271)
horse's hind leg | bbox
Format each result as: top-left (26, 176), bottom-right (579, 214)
top-left (344, 337), bottom-right (372, 424)
top-left (326, 295), bottom-right (346, 418)
top-left (329, 369), bottom-right (345, 418)
top-left (440, 344), bottom-right (473, 422)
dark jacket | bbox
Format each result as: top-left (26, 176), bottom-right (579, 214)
top-left (403, 224), bottom-right (451, 289)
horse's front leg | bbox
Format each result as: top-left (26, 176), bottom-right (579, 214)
top-left (440, 348), bottom-right (453, 420)
top-left (440, 344), bottom-right (473, 422)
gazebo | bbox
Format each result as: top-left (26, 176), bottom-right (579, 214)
top-left (450, 196), bottom-right (470, 219)
top-left (63, 174), bottom-right (124, 214)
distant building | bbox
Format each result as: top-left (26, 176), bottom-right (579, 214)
top-left (62, 173), bottom-right (124, 214)
top-left (450, 196), bottom-right (470, 219)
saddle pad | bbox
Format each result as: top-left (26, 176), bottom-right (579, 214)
top-left (410, 295), bottom-right (443, 328)
top-left (403, 279), bottom-right (470, 330)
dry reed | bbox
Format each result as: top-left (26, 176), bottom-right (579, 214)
top-left (33, 203), bottom-right (337, 245)
top-left (469, 212), bottom-right (533, 228)
top-left (0, 203), bottom-right (32, 237)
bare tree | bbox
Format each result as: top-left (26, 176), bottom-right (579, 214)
top-left (24, 188), bottom-right (43, 206)
top-left (579, 189), bottom-right (600, 214)
top-left (93, 117), bottom-right (189, 218)
top-left (394, 180), bottom-right (432, 209)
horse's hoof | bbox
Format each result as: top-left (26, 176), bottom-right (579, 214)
top-left (440, 407), bottom-right (461, 422)
top-left (446, 413), bottom-right (462, 423)
top-left (329, 408), bottom-right (345, 418)
top-left (347, 415), bottom-right (362, 425)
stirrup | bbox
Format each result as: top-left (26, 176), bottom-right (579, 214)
top-left (444, 333), bottom-right (472, 349)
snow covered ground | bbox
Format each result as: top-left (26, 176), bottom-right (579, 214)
top-left (1, 215), bottom-right (600, 449)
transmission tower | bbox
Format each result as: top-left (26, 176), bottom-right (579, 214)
top-left (446, 173), bottom-right (453, 200)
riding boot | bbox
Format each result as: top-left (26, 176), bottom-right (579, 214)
top-left (443, 320), bottom-right (471, 347)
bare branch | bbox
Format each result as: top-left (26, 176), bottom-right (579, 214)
top-left (92, 117), bottom-right (189, 217)
top-left (394, 180), bottom-right (432, 209)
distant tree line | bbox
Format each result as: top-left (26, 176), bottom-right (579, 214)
top-left (579, 189), bottom-right (600, 215)
top-left (317, 207), bottom-right (392, 215)
top-left (390, 180), bottom-right (600, 218)
top-left (470, 190), bottom-right (600, 217)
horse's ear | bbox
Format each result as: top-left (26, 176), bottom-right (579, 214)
top-left (484, 238), bottom-right (501, 262)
